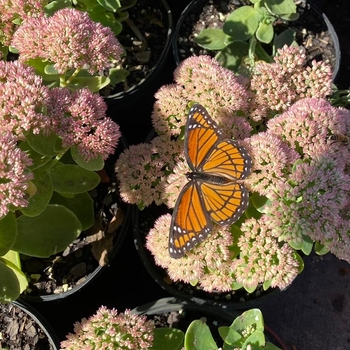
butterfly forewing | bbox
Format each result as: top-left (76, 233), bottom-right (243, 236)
top-left (202, 140), bottom-right (251, 180)
top-left (169, 181), bottom-right (212, 258)
top-left (185, 105), bottom-right (221, 171)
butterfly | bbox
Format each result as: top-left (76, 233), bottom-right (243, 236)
top-left (168, 104), bottom-right (252, 259)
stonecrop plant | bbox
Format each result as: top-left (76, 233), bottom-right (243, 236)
top-left (0, 0), bottom-right (128, 92)
top-left (61, 306), bottom-right (279, 350)
top-left (0, 60), bottom-right (121, 302)
top-left (115, 46), bottom-right (350, 294)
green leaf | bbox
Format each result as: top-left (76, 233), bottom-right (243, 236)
top-left (216, 41), bottom-right (249, 72)
top-left (73, 75), bottom-right (111, 92)
top-left (50, 192), bottom-right (94, 231)
top-left (223, 6), bottom-right (261, 41)
top-left (194, 28), bottom-right (228, 50)
top-left (151, 328), bottom-right (184, 350)
top-left (25, 130), bottom-right (63, 156)
top-left (0, 256), bottom-right (28, 302)
top-left (0, 213), bottom-right (17, 256)
top-left (184, 320), bottom-right (218, 350)
top-left (273, 28), bottom-right (296, 51)
top-left (97, 0), bottom-right (121, 12)
top-left (18, 141), bottom-right (52, 171)
top-left (108, 67), bottom-right (129, 86)
top-left (44, 0), bottom-right (72, 16)
top-left (243, 330), bottom-right (265, 348)
top-left (14, 205), bottom-right (82, 257)
top-left (256, 22), bottom-right (274, 44)
top-left (71, 146), bottom-right (105, 171)
top-left (48, 164), bottom-right (101, 194)
top-left (314, 241), bottom-right (329, 255)
top-left (20, 170), bottom-right (53, 217)
top-left (265, 0), bottom-right (297, 16)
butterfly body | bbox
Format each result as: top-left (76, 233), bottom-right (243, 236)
top-left (169, 104), bottom-right (252, 259)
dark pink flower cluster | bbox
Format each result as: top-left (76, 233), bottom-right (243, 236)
top-left (61, 306), bottom-right (154, 349)
top-left (48, 88), bottom-right (121, 161)
top-left (12, 8), bottom-right (124, 75)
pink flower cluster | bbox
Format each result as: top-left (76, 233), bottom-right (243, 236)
top-left (249, 45), bottom-right (333, 122)
top-left (0, 132), bottom-right (33, 217)
top-left (60, 306), bottom-right (154, 349)
top-left (116, 49), bottom-right (350, 292)
top-left (12, 8), bottom-right (124, 75)
top-left (48, 88), bottom-right (121, 161)
top-left (0, 0), bottom-right (44, 46)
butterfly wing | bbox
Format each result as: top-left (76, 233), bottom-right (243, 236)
top-left (202, 139), bottom-right (252, 180)
top-left (185, 104), bottom-right (222, 172)
top-left (199, 181), bottom-right (250, 225)
top-left (169, 180), bottom-right (212, 259)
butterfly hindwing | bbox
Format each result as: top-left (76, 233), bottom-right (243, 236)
top-left (169, 180), bottom-right (212, 259)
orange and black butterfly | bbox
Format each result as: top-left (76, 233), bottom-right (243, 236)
top-left (169, 104), bottom-right (252, 259)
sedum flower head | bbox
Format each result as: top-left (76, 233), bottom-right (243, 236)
top-left (146, 214), bottom-right (237, 293)
top-left (234, 217), bottom-right (300, 290)
top-left (0, 60), bottom-right (50, 136)
top-left (12, 8), bottom-right (124, 75)
top-left (152, 55), bottom-right (252, 140)
top-left (249, 45), bottom-right (333, 122)
top-left (265, 157), bottom-right (350, 248)
top-left (0, 0), bottom-right (44, 46)
top-left (0, 132), bottom-right (33, 218)
top-left (60, 306), bottom-right (154, 350)
top-left (48, 88), bottom-right (120, 161)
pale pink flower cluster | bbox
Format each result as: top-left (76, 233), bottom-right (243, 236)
top-left (233, 217), bottom-right (300, 290)
top-left (0, 132), bottom-right (33, 217)
top-left (146, 214), bottom-right (237, 293)
top-left (0, 60), bottom-right (50, 136)
top-left (152, 55), bottom-right (252, 140)
top-left (0, 0), bottom-right (44, 46)
top-left (60, 306), bottom-right (154, 350)
top-left (249, 45), bottom-right (333, 121)
top-left (12, 8), bottom-right (124, 75)
top-left (48, 88), bottom-right (121, 161)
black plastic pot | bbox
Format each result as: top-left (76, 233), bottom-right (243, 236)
top-left (132, 205), bottom-right (281, 311)
top-left (172, 0), bottom-right (340, 80)
top-left (2, 300), bottom-right (60, 349)
top-left (103, 0), bottom-right (173, 108)
top-left (20, 138), bottom-right (132, 302)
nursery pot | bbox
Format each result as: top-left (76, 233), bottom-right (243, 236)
top-left (19, 138), bottom-right (132, 302)
top-left (102, 0), bottom-right (173, 108)
top-left (172, 0), bottom-right (340, 80)
top-left (132, 205), bottom-right (281, 311)
top-left (0, 299), bottom-right (60, 349)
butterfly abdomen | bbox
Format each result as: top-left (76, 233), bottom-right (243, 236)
top-left (187, 172), bottom-right (231, 184)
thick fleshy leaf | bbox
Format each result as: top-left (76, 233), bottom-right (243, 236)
top-left (184, 320), bottom-right (218, 350)
top-left (20, 170), bottom-right (53, 217)
top-left (216, 41), bottom-right (249, 72)
top-left (256, 22), bottom-right (274, 43)
top-left (0, 256), bottom-right (28, 302)
top-left (25, 130), bottom-right (62, 156)
top-left (71, 146), bottom-right (105, 171)
top-left (194, 28), bottom-right (228, 50)
top-left (223, 6), bottom-right (261, 41)
top-left (0, 212), bottom-right (17, 256)
top-left (151, 328), bottom-right (184, 350)
top-left (265, 0), bottom-right (296, 16)
top-left (50, 192), bottom-right (94, 230)
top-left (49, 164), bottom-right (101, 194)
top-left (14, 205), bottom-right (82, 257)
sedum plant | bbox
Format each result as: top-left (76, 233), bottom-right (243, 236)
top-left (0, 0), bottom-right (129, 92)
top-left (61, 306), bottom-right (279, 350)
top-left (115, 47), bottom-right (350, 295)
top-left (194, 0), bottom-right (299, 71)
top-left (0, 59), bottom-right (121, 302)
